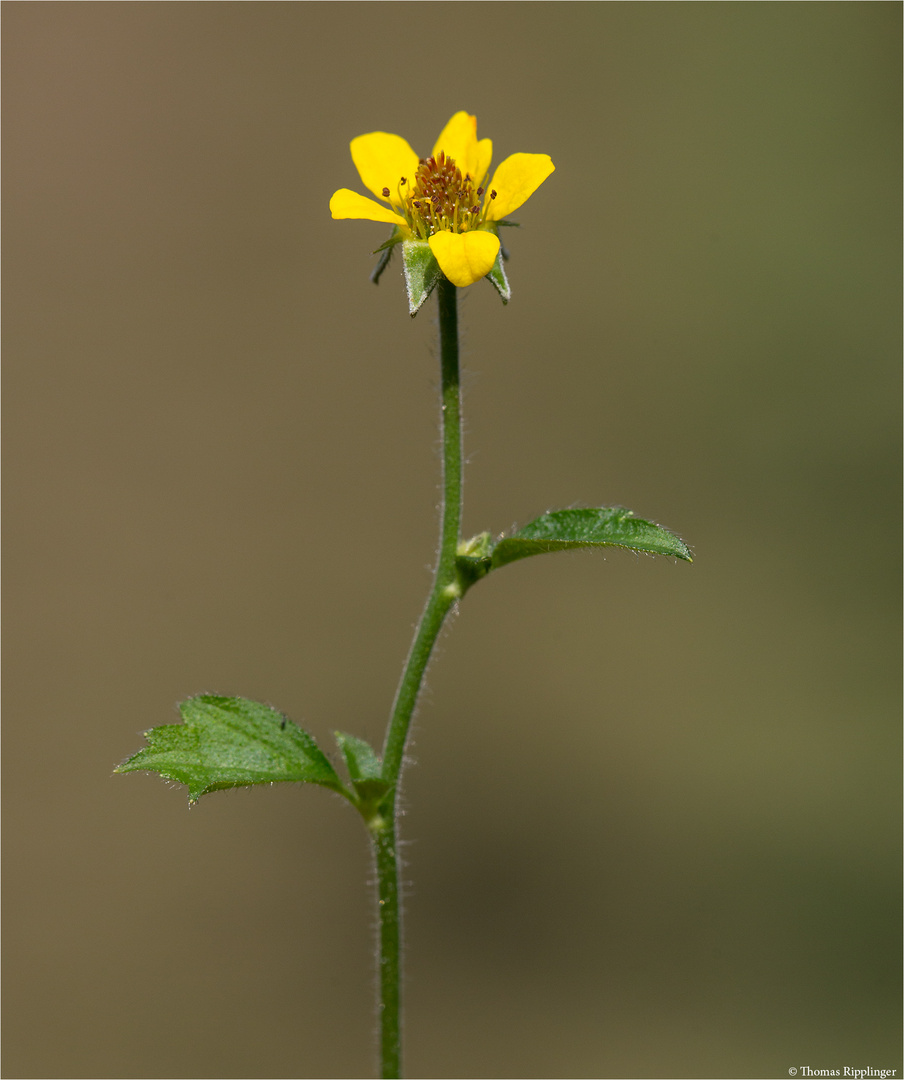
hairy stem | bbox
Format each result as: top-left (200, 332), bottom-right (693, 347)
top-left (372, 277), bottom-right (462, 1078)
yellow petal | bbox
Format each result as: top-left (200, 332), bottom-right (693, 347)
top-left (330, 188), bottom-right (408, 227)
top-left (350, 132), bottom-right (420, 202)
top-left (428, 230), bottom-right (500, 288)
top-left (475, 138), bottom-right (492, 188)
top-left (485, 153), bottom-right (555, 221)
top-left (432, 111), bottom-right (478, 181)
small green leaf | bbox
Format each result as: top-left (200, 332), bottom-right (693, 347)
top-left (491, 508), bottom-right (692, 568)
top-left (402, 239), bottom-right (443, 316)
top-left (116, 695), bottom-right (348, 803)
top-left (335, 731), bottom-right (382, 781)
top-left (335, 732), bottom-right (392, 814)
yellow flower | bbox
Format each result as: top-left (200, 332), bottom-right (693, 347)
top-left (330, 112), bottom-right (554, 290)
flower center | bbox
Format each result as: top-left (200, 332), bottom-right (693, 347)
top-left (382, 151), bottom-right (495, 240)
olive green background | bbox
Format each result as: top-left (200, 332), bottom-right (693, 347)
top-left (4, 4), bottom-right (900, 1078)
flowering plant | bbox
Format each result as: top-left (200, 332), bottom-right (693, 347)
top-left (117, 111), bottom-right (691, 1079)
top-left (331, 111), bottom-right (555, 310)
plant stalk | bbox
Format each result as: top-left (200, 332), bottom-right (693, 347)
top-left (372, 277), bottom-right (462, 1078)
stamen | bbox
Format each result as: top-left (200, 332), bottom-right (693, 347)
top-left (404, 149), bottom-right (491, 239)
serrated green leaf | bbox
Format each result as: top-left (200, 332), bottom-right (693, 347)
top-left (402, 239), bottom-right (443, 316)
top-left (116, 695), bottom-right (348, 803)
top-left (490, 508), bottom-right (692, 568)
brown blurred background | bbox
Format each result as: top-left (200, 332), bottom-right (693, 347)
top-left (4, 4), bottom-right (900, 1078)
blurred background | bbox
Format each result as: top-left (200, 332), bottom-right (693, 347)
top-left (4, 4), bottom-right (900, 1078)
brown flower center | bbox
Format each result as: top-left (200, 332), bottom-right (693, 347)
top-left (393, 151), bottom-right (495, 240)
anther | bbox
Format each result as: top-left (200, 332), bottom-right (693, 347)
top-left (490, 189), bottom-right (497, 200)
top-left (381, 187), bottom-right (390, 198)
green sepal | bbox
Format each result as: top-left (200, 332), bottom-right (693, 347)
top-left (335, 731), bottom-right (392, 817)
top-left (494, 220), bottom-right (518, 263)
top-left (115, 695), bottom-right (350, 804)
top-left (371, 227), bottom-right (404, 285)
top-left (485, 245), bottom-right (511, 304)
top-left (373, 228), bottom-right (404, 255)
top-left (402, 239), bottom-right (443, 317)
top-left (491, 508), bottom-right (693, 568)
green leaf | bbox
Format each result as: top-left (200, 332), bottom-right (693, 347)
top-left (335, 732), bottom-right (392, 810)
top-left (335, 731), bottom-right (382, 782)
top-left (402, 239), bottom-right (443, 316)
top-left (116, 695), bottom-right (348, 803)
top-left (490, 508), bottom-right (692, 568)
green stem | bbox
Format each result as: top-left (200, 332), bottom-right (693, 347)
top-left (371, 818), bottom-right (402, 1079)
top-left (372, 277), bottom-right (462, 1079)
